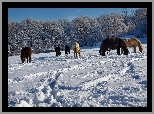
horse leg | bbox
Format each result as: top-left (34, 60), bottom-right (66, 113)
top-left (101, 48), bottom-right (106, 56)
top-left (29, 55), bottom-right (31, 63)
top-left (22, 59), bottom-right (24, 63)
top-left (125, 48), bottom-right (129, 55)
top-left (74, 52), bottom-right (75, 57)
top-left (133, 46), bottom-right (136, 53)
top-left (121, 48), bottom-right (123, 54)
top-left (117, 48), bottom-right (120, 55)
top-left (78, 50), bottom-right (80, 56)
top-left (26, 56), bottom-right (28, 63)
top-left (101, 47), bottom-right (107, 56)
top-left (78, 50), bottom-right (81, 56)
top-left (21, 56), bottom-right (24, 63)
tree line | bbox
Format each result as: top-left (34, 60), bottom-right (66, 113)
top-left (8, 8), bottom-right (147, 56)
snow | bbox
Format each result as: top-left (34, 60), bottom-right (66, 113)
top-left (8, 37), bottom-right (147, 107)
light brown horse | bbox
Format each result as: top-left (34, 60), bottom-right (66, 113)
top-left (122, 37), bottom-right (143, 53)
top-left (72, 42), bottom-right (81, 57)
top-left (20, 47), bottom-right (32, 63)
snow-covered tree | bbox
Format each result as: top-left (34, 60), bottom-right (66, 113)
top-left (131, 8), bottom-right (147, 37)
top-left (92, 18), bottom-right (104, 42)
top-left (8, 8), bottom-right (147, 56)
top-left (58, 19), bottom-right (72, 49)
top-left (8, 21), bottom-right (21, 54)
top-left (97, 13), bottom-right (130, 38)
top-left (70, 15), bottom-right (96, 47)
top-left (121, 8), bottom-right (136, 35)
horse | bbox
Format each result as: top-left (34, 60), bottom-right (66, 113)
top-left (122, 37), bottom-right (143, 53)
top-left (65, 45), bottom-right (70, 55)
top-left (72, 42), bottom-right (81, 57)
top-left (55, 46), bottom-right (61, 56)
top-left (100, 37), bottom-right (129, 56)
top-left (20, 47), bottom-right (32, 63)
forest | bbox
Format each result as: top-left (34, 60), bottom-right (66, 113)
top-left (8, 8), bottom-right (147, 56)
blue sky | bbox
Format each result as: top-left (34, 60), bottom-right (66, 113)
top-left (8, 8), bottom-right (138, 22)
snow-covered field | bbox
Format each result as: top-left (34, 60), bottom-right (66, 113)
top-left (8, 39), bottom-right (147, 107)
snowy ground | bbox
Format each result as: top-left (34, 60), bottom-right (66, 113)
top-left (8, 39), bottom-right (147, 107)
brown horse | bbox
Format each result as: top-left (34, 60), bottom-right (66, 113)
top-left (122, 37), bottom-right (143, 53)
top-left (72, 42), bottom-right (81, 57)
top-left (20, 47), bottom-right (32, 63)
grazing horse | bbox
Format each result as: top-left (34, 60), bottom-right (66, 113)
top-left (72, 42), bottom-right (81, 57)
top-left (65, 45), bottom-right (70, 55)
top-left (100, 37), bottom-right (129, 56)
top-left (55, 46), bottom-right (61, 56)
top-left (20, 47), bottom-right (32, 63)
top-left (122, 37), bottom-right (143, 53)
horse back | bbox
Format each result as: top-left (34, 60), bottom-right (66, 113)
top-left (108, 38), bottom-right (119, 49)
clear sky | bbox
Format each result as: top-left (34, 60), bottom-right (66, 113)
top-left (8, 8), bottom-right (138, 22)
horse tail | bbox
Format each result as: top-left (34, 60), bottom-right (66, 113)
top-left (134, 38), bottom-right (143, 52)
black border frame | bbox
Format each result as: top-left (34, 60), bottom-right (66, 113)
top-left (3, 2), bottom-right (152, 112)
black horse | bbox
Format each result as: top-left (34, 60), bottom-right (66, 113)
top-left (99, 37), bottom-right (129, 56)
top-left (65, 45), bottom-right (70, 55)
top-left (55, 46), bottom-right (61, 56)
